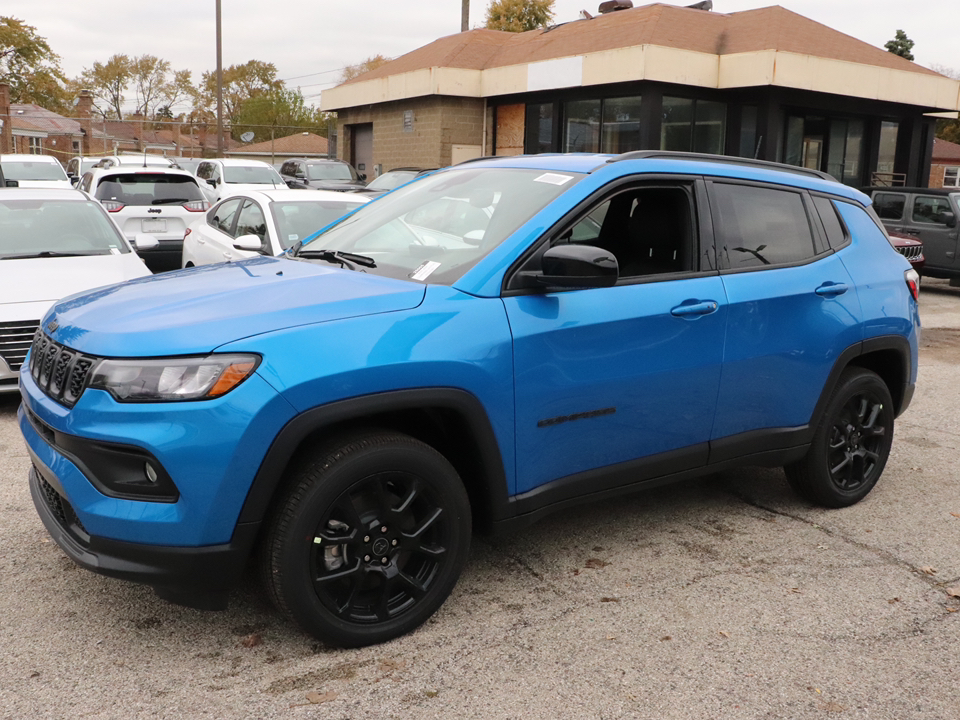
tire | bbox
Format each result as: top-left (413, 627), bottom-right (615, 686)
top-left (260, 431), bottom-right (471, 647)
top-left (785, 368), bottom-right (895, 508)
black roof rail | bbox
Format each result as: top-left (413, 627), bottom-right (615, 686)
top-left (608, 151), bottom-right (837, 182)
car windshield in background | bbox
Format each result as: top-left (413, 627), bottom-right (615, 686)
top-left (0, 199), bottom-right (129, 258)
top-left (297, 167), bottom-right (583, 285)
top-left (94, 174), bottom-right (206, 206)
top-left (174, 159), bottom-right (200, 174)
top-left (306, 164), bottom-right (357, 181)
top-left (2, 161), bottom-right (69, 181)
top-left (224, 166), bottom-right (284, 185)
top-left (271, 200), bottom-right (365, 250)
top-left (365, 171), bottom-right (418, 191)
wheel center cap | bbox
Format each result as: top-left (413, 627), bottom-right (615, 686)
top-left (372, 538), bottom-right (390, 556)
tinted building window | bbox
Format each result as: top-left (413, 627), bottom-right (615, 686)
top-left (564, 99), bottom-right (601, 152)
top-left (661, 97), bottom-right (726, 154)
top-left (712, 183), bottom-right (816, 269)
top-left (601, 96), bottom-right (642, 153)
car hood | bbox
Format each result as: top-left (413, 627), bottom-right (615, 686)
top-left (0, 253), bottom-right (150, 307)
top-left (9, 179), bottom-right (73, 189)
top-left (44, 255), bottom-right (426, 357)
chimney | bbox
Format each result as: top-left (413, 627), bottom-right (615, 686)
top-left (0, 83), bottom-right (13, 155)
top-left (597, 0), bottom-right (632, 13)
top-left (76, 89), bottom-right (94, 156)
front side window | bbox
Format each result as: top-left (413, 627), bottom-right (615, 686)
top-left (0, 199), bottom-right (129, 258)
top-left (912, 196), bottom-right (952, 225)
top-left (297, 167), bottom-right (583, 285)
top-left (872, 193), bottom-right (906, 221)
top-left (236, 201), bottom-right (267, 246)
top-left (711, 183), bottom-right (816, 269)
top-left (212, 199), bottom-right (243, 235)
top-left (196, 163), bottom-right (212, 180)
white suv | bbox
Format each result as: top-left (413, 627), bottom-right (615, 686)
top-left (195, 158), bottom-right (285, 204)
top-left (79, 167), bottom-right (209, 272)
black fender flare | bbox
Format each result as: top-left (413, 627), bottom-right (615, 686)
top-left (236, 387), bottom-right (511, 529)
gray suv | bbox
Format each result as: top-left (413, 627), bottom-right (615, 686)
top-left (869, 187), bottom-right (960, 282)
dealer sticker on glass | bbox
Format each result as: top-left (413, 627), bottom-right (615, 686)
top-left (534, 173), bottom-right (574, 186)
top-left (410, 260), bottom-right (442, 282)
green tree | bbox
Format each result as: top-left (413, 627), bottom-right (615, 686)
top-left (194, 60), bottom-right (282, 126)
top-left (80, 54), bottom-right (133, 119)
top-left (130, 56), bottom-right (192, 119)
top-left (884, 29), bottom-right (914, 61)
top-left (484, 0), bottom-right (555, 32)
top-left (0, 16), bottom-right (68, 109)
top-left (233, 87), bottom-right (330, 142)
top-left (340, 54), bottom-right (390, 83)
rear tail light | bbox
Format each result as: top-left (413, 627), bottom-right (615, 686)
top-left (905, 269), bottom-right (920, 303)
top-left (184, 200), bottom-right (209, 212)
top-left (101, 200), bottom-right (124, 212)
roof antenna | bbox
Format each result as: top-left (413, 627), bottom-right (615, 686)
top-left (142, 147), bottom-right (147, 168)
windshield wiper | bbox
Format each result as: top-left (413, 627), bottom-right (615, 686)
top-left (0, 250), bottom-right (105, 260)
top-left (296, 248), bottom-right (376, 270)
top-left (152, 198), bottom-right (191, 205)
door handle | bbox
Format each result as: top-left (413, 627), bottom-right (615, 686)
top-left (223, 251), bottom-right (232, 260)
top-left (671, 300), bottom-right (719, 317)
top-left (815, 282), bottom-right (848, 297)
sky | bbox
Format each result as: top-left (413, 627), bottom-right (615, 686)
top-left (4, 0), bottom-right (958, 114)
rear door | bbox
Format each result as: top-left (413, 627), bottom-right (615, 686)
top-left (708, 180), bottom-right (862, 453)
top-left (193, 198), bottom-right (243, 265)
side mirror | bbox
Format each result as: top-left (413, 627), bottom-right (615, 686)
top-left (132, 234), bottom-right (159, 251)
top-left (536, 244), bottom-right (618, 289)
top-left (232, 234), bottom-right (263, 251)
top-left (359, 173), bottom-right (367, 182)
top-left (206, 177), bottom-right (218, 187)
top-left (940, 210), bottom-right (957, 228)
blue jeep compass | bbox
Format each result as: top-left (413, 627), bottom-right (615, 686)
top-left (19, 152), bottom-right (921, 647)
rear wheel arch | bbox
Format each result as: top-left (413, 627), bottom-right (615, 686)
top-left (238, 389), bottom-right (510, 535)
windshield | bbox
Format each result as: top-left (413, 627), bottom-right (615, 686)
top-left (271, 199), bottom-right (367, 249)
top-left (365, 171), bottom-right (417, 191)
top-left (223, 166), bottom-right (284, 185)
top-left (94, 173), bottom-right (205, 206)
top-left (0, 199), bottom-right (129, 258)
top-left (297, 167), bottom-right (583, 285)
top-left (3, 161), bottom-right (69, 182)
top-left (306, 163), bottom-right (358, 181)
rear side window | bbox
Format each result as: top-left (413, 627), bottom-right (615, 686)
top-left (94, 174), bottom-right (205, 206)
top-left (911, 196), bottom-right (952, 225)
top-left (873, 193), bottom-right (905, 221)
top-left (812, 196), bottom-right (848, 249)
top-left (711, 183), bottom-right (816, 269)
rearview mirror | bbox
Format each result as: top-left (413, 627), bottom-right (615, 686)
top-left (233, 234), bottom-right (263, 251)
top-left (132, 234), bottom-right (159, 251)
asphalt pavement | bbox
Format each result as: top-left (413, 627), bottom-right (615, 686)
top-left (1, 280), bottom-right (958, 719)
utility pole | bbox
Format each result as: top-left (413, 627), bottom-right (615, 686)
top-left (216, 0), bottom-right (224, 155)
top-left (461, 0), bottom-right (469, 32)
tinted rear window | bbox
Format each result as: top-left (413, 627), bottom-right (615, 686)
top-left (712, 183), bottom-right (817, 269)
top-left (873, 193), bottom-right (905, 221)
top-left (95, 174), bottom-right (204, 206)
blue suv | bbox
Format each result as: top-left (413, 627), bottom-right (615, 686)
top-left (19, 152), bottom-right (920, 647)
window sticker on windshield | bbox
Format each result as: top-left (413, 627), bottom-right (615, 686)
top-left (534, 173), bottom-right (574, 186)
top-left (288, 234), bottom-right (298, 242)
top-left (110, 247), bottom-right (121, 255)
top-left (410, 260), bottom-right (442, 282)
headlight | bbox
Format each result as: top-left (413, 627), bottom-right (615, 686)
top-left (88, 354), bottom-right (260, 402)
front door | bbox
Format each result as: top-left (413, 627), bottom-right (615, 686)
top-left (902, 194), bottom-right (960, 271)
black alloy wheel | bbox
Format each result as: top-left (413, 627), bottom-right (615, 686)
top-left (261, 431), bottom-right (471, 647)
top-left (785, 368), bottom-right (895, 508)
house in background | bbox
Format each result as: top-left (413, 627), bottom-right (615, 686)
top-left (0, 98), bottom-right (84, 162)
top-left (322, 1), bottom-right (960, 188)
top-left (929, 137), bottom-right (960, 189)
top-left (225, 131), bottom-right (329, 165)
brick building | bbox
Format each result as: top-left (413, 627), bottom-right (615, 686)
top-left (322, 2), bottom-right (960, 187)
top-left (928, 137), bottom-right (960, 189)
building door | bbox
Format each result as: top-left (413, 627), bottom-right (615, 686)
top-left (351, 123), bottom-right (373, 179)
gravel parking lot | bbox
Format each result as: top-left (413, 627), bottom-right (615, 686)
top-left (1, 280), bottom-right (958, 720)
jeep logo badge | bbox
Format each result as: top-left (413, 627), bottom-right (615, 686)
top-left (148, 208), bottom-right (162, 214)
top-left (46, 319), bottom-right (59, 333)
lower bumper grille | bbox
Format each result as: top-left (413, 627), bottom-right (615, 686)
top-left (37, 472), bottom-right (87, 534)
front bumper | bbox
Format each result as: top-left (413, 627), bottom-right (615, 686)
top-left (28, 462), bottom-right (257, 609)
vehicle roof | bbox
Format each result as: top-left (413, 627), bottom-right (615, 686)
top-left (87, 166), bottom-right (197, 178)
top-left (292, 158), bottom-right (352, 165)
top-left (0, 153), bottom-right (62, 163)
top-left (0, 188), bottom-right (88, 201)
top-left (450, 153), bottom-right (869, 205)
top-left (867, 186), bottom-right (959, 195)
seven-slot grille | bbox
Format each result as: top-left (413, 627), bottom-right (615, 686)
top-left (29, 331), bottom-right (97, 407)
top-left (896, 244), bottom-right (923, 261)
top-left (0, 320), bottom-right (40, 372)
